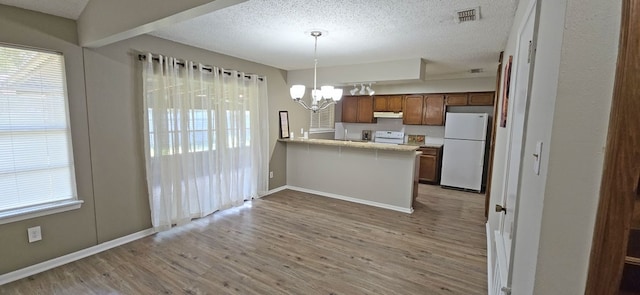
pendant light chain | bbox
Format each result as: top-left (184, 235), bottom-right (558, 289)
top-left (313, 33), bottom-right (318, 93)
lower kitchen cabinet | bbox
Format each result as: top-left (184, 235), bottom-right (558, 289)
top-left (418, 146), bottom-right (442, 184)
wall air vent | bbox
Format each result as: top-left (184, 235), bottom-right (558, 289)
top-left (456, 7), bottom-right (480, 23)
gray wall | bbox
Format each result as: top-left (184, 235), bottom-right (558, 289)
top-left (0, 5), bottom-right (97, 274)
top-left (0, 4), bottom-right (302, 274)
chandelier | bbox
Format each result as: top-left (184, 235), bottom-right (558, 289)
top-left (289, 31), bottom-right (342, 113)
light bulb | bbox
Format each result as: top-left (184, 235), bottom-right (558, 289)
top-left (290, 85), bottom-right (305, 100)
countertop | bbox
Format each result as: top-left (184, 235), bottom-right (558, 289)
top-left (279, 138), bottom-right (421, 152)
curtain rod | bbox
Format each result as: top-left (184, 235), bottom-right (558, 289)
top-left (138, 54), bottom-right (264, 82)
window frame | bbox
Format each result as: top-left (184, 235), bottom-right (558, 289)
top-left (0, 43), bottom-right (82, 225)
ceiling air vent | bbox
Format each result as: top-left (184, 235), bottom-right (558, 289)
top-left (456, 7), bottom-right (480, 23)
top-left (470, 68), bottom-right (483, 74)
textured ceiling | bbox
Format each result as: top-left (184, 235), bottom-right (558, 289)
top-left (0, 0), bottom-right (518, 79)
top-left (150, 0), bottom-right (518, 77)
top-left (0, 0), bottom-right (88, 20)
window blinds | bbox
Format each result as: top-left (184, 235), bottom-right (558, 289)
top-left (310, 104), bottom-right (335, 131)
top-left (0, 45), bottom-right (77, 212)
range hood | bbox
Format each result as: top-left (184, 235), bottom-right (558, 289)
top-left (374, 112), bottom-right (403, 119)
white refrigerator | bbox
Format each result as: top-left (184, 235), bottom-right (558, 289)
top-left (441, 113), bottom-right (489, 192)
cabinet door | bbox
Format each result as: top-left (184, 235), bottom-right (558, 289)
top-left (468, 92), bottom-right (495, 105)
top-left (419, 154), bottom-right (437, 183)
top-left (446, 93), bottom-right (468, 105)
top-left (403, 95), bottom-right (424, 125)
top-left (373, 95), bottom-right (388, 111)
top-left (388, 95), bottom-right (403, 112)
top-left (357, 96), bottom-right (375, 123)
top-left (423, 95), bottom-right (445, 125)
top-left (341, 96), bottom-right (358, 123)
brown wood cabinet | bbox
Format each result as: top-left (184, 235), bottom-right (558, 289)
top-left (418, 147), bottom-right (442, 184)
top-left (423, 95), bottom-right (445, 125)
top-left (445, 92), bottom-right (495, 106)
top-left (469, 92), bottom-right (495, 105)
top-left (403, 95), bottom-right (424, 125)
top-left (445, 93), bottom-right (468, 106)
top-left (373, 95), bottom-right (403, 112)
top-left (402, 94), bottom-right (445, 126)
top-left (341, 96), bottom-right (376, 123)
top-left (373, 96), bottom-right (387, 111)
top-left (341, 96), bottom-right (358, 122)
top-left (357, 96), bottom-right (376, 123)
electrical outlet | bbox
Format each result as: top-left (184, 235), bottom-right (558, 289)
top-left (27, 226), bottom-right (42, 243)
top-left (269, 171), bottom-right (274, 179)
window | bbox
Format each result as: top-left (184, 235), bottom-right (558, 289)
top-left (0, 45), bottom-right (80, 223)
top-left (309, 103), bottom-right (335, 132)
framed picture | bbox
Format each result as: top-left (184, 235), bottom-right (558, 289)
top-left (279, 111), bottom-right (290, 139)
top-left (500, 55), bottom-right (513, 128)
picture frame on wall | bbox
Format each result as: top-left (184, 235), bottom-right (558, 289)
top-left (279, 111), bottom-right (290, 139)
top-left (500, 55), bottom-right (513, 128)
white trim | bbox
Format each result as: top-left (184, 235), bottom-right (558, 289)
top-left (265, 185), bottom-right (289, 195)
top-left (309, 128), bottom-right (335, 134)
top-left (0, 200), bottom-right (84, 225)
top-left (287, 185), bottom-right (414, 214)
top-left (486, 222), bottom-right (493, 295)
top-left (0, 228), bottom-right (155, 285)
top-left (494, 230), bottom-right (509, 290)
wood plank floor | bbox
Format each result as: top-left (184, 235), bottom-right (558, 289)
top-left (0, 185), bottom-right (488, 294)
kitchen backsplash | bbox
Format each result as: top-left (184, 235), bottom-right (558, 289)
top-left (335, 118), bottom-right (445, 142)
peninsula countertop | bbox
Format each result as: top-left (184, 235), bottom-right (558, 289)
top-left (279, 138), bottom-right (421, 152)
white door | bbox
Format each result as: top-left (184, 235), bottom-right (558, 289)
top-left (492, 1), bottom-right (537, 294)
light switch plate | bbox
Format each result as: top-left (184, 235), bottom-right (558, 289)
top-left (533, 141), bottom-right (543, 175)
top-left (28, 226), bottom-right (42, 243)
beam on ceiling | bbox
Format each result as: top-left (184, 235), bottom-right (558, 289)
top-left (77, 0), bottom-right (247, 48)
top-left (286, 58), bottom-right (426, 86)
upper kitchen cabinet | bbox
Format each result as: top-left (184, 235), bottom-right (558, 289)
top-left (403, 95), bottom-right (424, 125)
top-left (374, 95), bottom-right (403, 112)
top-left (468, 92), bottom-right (495, 105)
top-left (341, 96), bottom-right (376, 123)
top-left (341, 96), bottom-right (358, 122)
top-left (403, 94), bottom-right (445, 126)
top-left (445, 92), bottom-right (496, 106)
top-left (357, 96), bottom-right (376, 123)
top-left (423, 95), bottom-right (445, 125)
top-left (445, 93), bottom-right (468, 106)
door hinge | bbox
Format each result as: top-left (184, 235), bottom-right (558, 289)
top-left (501, 286), bottom-right (512, 295)
top-left (527, 40), bottom-right (533, 64)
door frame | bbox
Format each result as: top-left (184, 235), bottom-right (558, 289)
top-left (586, 0), bottom-right (640, 293)
top-left (485, 51), bottom-right (504, 219)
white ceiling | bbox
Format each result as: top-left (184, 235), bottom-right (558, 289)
top-left (0, 0), bottom-right (518, 78)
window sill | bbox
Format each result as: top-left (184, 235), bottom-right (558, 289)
top-left (0, 200), bottom-right (84, 225)
top-left (309, 129), bottom-right (336, 134)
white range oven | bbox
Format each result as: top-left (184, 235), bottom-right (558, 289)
top-left (374, 131), bottom-right (405, 144)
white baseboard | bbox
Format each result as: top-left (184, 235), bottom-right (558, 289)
top-left (0, 228), bottom-right (155, 286)
top-left (265, 185), bottom-right (289, 195)
top-left (287, 186), bottom-right (414, 214)
top-left (486, 222), bottom-right (493, 295)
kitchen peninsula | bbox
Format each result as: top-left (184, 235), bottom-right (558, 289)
top-left (280, 138), bottom-right (420, 213)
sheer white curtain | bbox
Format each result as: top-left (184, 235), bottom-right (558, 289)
top-left (142, 53), bottom-right (269, 231)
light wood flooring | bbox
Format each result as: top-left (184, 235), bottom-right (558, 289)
top-left (0, 185), bottom-right (488, 294)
